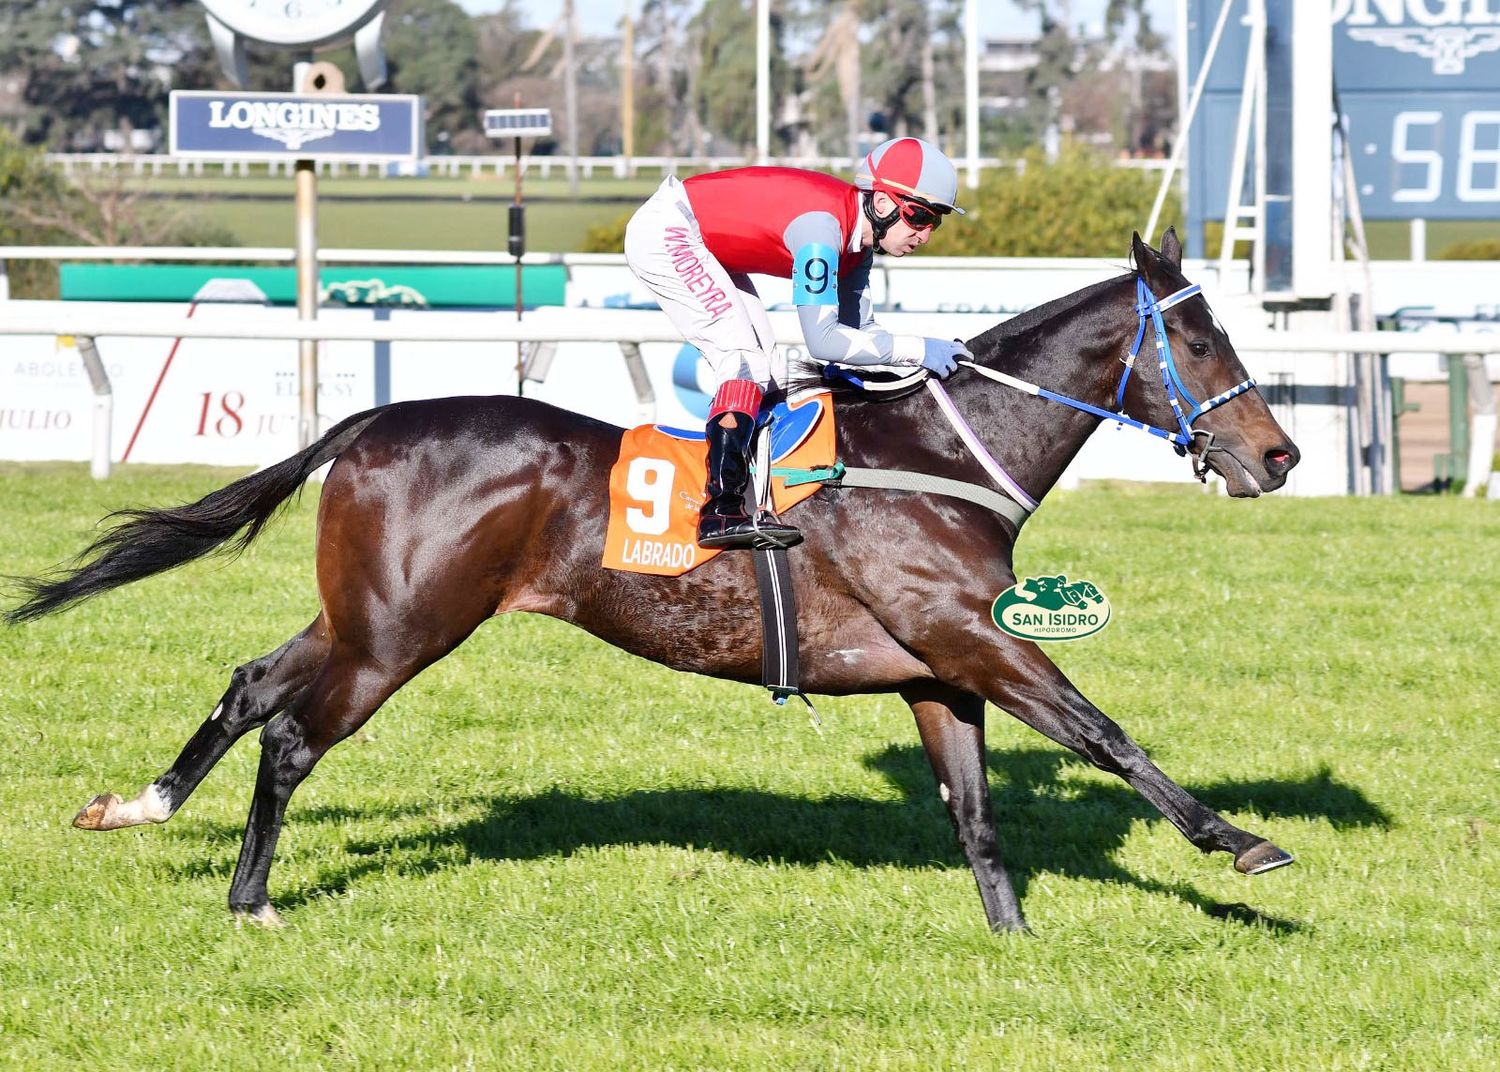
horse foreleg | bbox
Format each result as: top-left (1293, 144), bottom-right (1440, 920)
top-left (902, 683), bottom-right (1027, 933)
top-left (73, 619), bottom-right (329, 832)
top-left (975, 643), bottom-right (1293, 875)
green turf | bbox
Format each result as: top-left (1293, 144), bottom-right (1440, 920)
top-left (1, 464), bottom-right (1497, 1069)
top-left (123, 172), bottom-right (670, 201)
top-left (130, 173), bottom-right (646, 252)
top-left (190, 196), bottom-right (630, 252)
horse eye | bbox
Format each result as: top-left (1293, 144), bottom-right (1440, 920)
top-left (1189, 340), bottom-right (1211, 357)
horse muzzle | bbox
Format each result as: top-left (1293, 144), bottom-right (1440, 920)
top-left (1201, 439), bottom-right (1300, 496)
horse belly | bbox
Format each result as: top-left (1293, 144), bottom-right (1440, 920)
top-left (550, 567), bottom-right (932, 695)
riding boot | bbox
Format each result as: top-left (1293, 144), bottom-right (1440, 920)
top-left (698, 395), bottom-right (802, 551)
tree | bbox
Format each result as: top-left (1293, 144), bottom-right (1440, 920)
top-left (475, 2), bottom-right (625, 158)
top-left (381, 0), bottom-right (482, 153)
top-left (636, 0), bottom-right (699, 155)
top-left (804, 2), bottom-right (862, 158)
top-left (0, 127), bottom-right (235, 297)
top-left (691, 0), bottom-right (760, 154)
top-left (0, 0), bottom-right (219, 148)
top-left (794, 1), bottom-right (965, 156)
top-left (1012, 0), bottom-right (1171, 154)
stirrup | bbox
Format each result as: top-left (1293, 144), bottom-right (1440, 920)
top-left (698, 514), bottom-right (802, 551)
top-left (749, 512), bottom-right (803, 549)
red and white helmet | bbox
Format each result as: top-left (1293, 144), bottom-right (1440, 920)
top-left (854, 137), bottom-right (965, 215)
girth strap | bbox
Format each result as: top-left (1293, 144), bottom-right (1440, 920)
top-left (751, 546), bottom-right (818, 722)
top-left (834, 467), bottom-right (1031, 530)
top-left (771, 462), bottom-right (1031, 530)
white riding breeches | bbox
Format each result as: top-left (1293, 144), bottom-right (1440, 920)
top-left (624, 176), bottom-right (784, 391)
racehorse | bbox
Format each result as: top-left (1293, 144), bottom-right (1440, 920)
top-left (7, 230), bottom-right (1300, 932)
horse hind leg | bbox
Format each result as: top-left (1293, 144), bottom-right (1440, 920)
top-left (226, 642), bottom-right (425, 927)
top-left (73, 619), bottom-right (331, 832)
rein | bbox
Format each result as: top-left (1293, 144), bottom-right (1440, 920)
top-left (793, 275), bottom-right (1258, 529)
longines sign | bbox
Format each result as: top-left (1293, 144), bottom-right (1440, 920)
top-left (1333, 0), bottom-right (1500, 81)
top-left (1188, 0), bottom-right (1500, 224)
top-left (169, 91), bottom-right (422, 160)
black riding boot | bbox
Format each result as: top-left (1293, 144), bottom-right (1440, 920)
top-left (698, 413), bottom-right (803, 550)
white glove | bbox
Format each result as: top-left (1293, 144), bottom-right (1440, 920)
top-left (918, 337), bottom-right (971, 378)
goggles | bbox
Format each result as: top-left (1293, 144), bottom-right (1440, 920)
top-left (895, 195), bottom-right (948, 231)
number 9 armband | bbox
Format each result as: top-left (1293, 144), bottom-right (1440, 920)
top-left (792, 242), bottom-right (838, 307)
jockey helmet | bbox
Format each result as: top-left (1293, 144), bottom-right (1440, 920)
top-left (854, 137), bottom-right (966, 216)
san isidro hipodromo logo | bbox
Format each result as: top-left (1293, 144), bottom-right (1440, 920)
top-left (992, 574), bottom-right (1111, 642)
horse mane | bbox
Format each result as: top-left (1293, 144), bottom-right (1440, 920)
top-left (790, 268), bottom-right (1135, 403)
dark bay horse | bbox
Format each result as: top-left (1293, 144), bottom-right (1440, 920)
top-left (7, 230), bottom-right (1300, 931)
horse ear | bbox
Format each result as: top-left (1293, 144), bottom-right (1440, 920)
top-left (1130, 230), bottom-right (1149, 270)
top-left (1160, 226), bottom-right (1182, 269)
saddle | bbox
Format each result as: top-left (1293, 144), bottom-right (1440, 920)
top-left (601, 392), bottom-right (835, 578)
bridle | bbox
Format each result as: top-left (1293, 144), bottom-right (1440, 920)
top-left (945, 275), bottom-right (1259, 495)
top-left (1114, 277), bottom-right (1259, 477)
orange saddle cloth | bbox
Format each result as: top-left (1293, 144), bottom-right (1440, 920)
top-left (602, 392), bottom-right (836, 576)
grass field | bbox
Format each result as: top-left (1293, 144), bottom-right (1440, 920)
top-left (178, 196), bottom-right (632, 253)
top-left (130, 174), bottom-right (645, 252)
top-left (2, 464), bottom-right (1498, 1069)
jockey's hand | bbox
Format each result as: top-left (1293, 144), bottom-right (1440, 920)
top-left (920, 338), bottom-right (971, 378)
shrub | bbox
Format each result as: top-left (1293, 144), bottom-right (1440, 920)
top-left (580, 211), bottom-right (631, 254)
top-left (930, 146), bottom-right (1180, 260)
top-left (0, 130), bottom-right (72, 297)
top-left (1435, 239), bottom-right (1500, 260)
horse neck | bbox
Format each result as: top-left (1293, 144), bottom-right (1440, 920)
top-left (837, 279), bottom-right (1135, 511)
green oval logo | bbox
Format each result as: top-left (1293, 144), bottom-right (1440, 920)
top-left (992, 574), bottom-right (1112, 642)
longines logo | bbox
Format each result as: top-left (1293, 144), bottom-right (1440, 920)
top-left (206, 100), bottom-right (382, 152)
top-left (1336, 1), bottom-right (1500, 75)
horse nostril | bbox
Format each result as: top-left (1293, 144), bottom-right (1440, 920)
top-left (1264, 448), bottom-right (1296, 476)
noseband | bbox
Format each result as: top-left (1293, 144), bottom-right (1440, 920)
top-left (947, 275), bottom-right (1257, 491)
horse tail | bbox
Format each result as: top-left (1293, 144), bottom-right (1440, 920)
top-left (5, 407), bottom-right (388, 624)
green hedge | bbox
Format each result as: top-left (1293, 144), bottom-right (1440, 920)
top-left (581, 212), bottom-right (631, 254)
top-left (578, 149), bottom-right (1179, 260)
top-left (0, 130), bottom-right (70, 298)
top-left (934, 147), bottom-right (1179, 259)
top-left (1, 129), bottom-right (241, 299)
top-left (1435, 239), bottom-right (1500, 260)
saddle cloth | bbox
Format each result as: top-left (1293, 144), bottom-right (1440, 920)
top-left (602, 392), bottom-right (836, 577)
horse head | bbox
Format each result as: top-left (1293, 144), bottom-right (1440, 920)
top-left (1125, 229), bottom-right (1300, 497)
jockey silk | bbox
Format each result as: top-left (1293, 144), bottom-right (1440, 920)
top-left (682, 168), bottom-right (870, 281)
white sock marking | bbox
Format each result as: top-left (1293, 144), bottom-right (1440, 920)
top-left (114, 784), bottom-right (172, 824)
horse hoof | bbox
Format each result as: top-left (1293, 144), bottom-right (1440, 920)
top-left (233, 905), bottom-right (285, 929)
top-left (1235, 839), bottom-right (1295, 875)
top-left (73, 793), bottom-right (124, 831)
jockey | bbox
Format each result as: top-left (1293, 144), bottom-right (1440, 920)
top-left (624, 136), bottom-right (971, 551)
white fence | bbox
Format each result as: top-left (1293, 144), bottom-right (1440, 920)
top-left (1, 299), bottom-right (1497, 498)
top-left (4, 248), bottom-right (1499, 496)
top-left (44, 152), bottom-right (1160, 181)
top-left (6, 301), bottom-right (1499, 355)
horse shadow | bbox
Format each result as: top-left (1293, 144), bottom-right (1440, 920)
top-left (247, 745), bottom-right (1390, 929)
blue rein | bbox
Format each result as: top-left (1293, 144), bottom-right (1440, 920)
top-left (953, 274), bottom-right (1259, 489)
